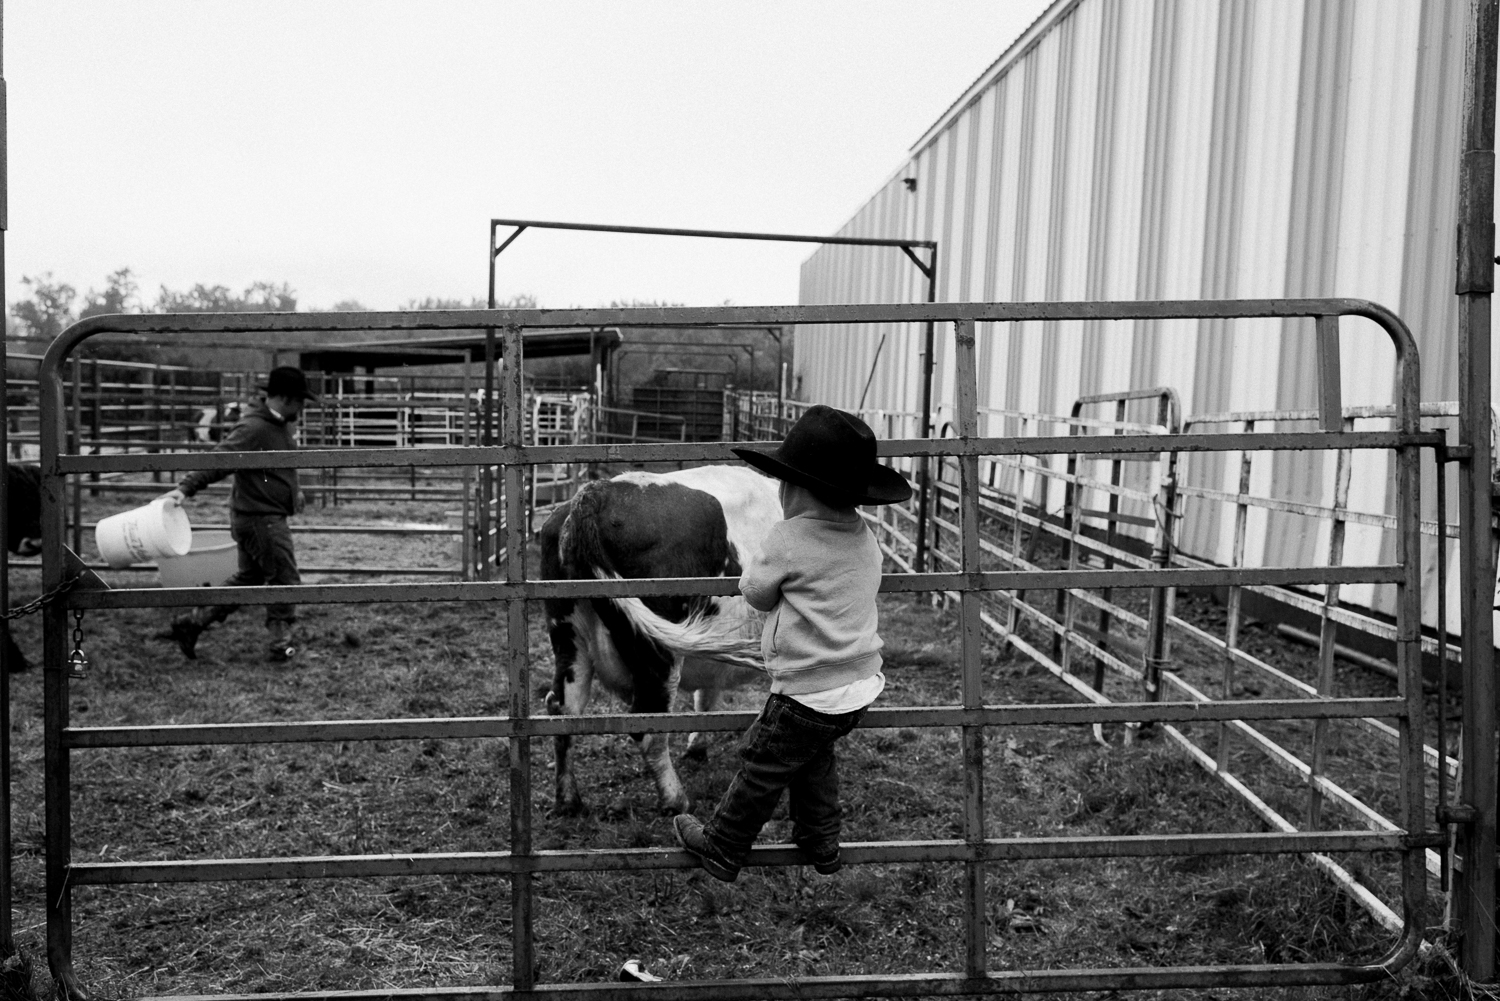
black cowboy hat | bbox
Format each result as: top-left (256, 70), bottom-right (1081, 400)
top-left (731, 404), bottom-right (912, 506)
top-left (261, 366), bottom-right (319, 402)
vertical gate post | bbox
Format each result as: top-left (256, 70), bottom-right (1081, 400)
top-left (501, 325), bottom-right (535, 991)
top-left (1142, 435), bottom-right (1177, 705)
top-left (1314, 315), bottom-right (1343, 432)
top-left (914, 246), bottom-right (939, 575)
top-left (1394, 327), bottom-right (1431, 974)
top-left (39, 345), bottom-right (82, 999)
top-left (0, 0), bottom-right (12, 964)
top-left (461, 357), bottom-right (473, 580)
top-left (1308, 417), bottom-right (1354, 831)
top-left (480, 328), bottom-right (496, 581)
top-left (951, 319), bottom-right (988, 979)
top-left (1457, 0), bottom-right (1498, 978)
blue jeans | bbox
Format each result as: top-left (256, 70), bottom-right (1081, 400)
top-left (705, 693), bottom-right (867, 866)
top-left (199, 513), bottom-right (301, 625)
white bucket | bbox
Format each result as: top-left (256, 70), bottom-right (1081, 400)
top-left (95, 499), bottom-right (192, 569)
top-left (157, 530), bottom-right (238, 588)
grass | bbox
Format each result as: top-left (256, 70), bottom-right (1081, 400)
top-left (0, 493), bottom-right (1458, 999)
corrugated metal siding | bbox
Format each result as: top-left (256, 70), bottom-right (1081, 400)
top-left (797, 0), bottom-right (1474, 633)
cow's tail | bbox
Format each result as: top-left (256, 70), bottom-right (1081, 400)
top-left (559, 481), bottom-right (615, 579)
top-left (605, 583), bottom-right (766, 672)
top-left (561, 481), bottom-right (765, 671)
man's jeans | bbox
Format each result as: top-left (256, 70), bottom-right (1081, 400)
top-left (705, 693), bottom-right (867, 867)
top-left (196, 513), bottom-right (302, 626)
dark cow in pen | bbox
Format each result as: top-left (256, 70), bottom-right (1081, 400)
top-left (4, 463), bottom-right (43, 672)
top-left (539, 465), bottom-right (781, 815)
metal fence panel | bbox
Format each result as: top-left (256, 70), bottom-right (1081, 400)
top-left (35, 299), bottom-right (1434, 999)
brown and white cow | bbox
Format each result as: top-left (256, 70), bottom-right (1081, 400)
top-left (538, 465), bottom-right (781, 815)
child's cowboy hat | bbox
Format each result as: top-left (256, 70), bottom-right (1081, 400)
top-left (731, 404), bottom-right (912, 506)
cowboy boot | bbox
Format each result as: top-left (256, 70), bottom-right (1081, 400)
top-left (156, 606), bottom-right (217, 660)
top-left (266, 620), bottom-right (297, 663)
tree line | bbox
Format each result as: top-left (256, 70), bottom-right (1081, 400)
top-left (10, 269), bottom-right (301, 341)
top-left (8, 268), bottom-right (544, 342)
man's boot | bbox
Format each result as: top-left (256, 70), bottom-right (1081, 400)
top-left (266, 620), bottom-right (296, 663)
top-left (157, 613), bottom-right (207, 660)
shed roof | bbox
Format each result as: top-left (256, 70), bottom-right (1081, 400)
top-left (297, 327), bottom-right (622, 372)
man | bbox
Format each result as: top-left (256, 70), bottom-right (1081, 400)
top-left (157, 366), bottom-right (316, 663)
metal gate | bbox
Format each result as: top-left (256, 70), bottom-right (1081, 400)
top-left (37, 299), bottom-right (1440, 998)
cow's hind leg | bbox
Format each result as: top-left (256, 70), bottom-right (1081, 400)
top-left (547, 613), bottom-right (593, 815)
top-left (684, 685), bottom-right (723, 761)
top-left (622, 658), bottom-right (690, 816)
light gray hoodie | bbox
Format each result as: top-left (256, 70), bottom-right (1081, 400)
top-left (738, 484), bottom-right (884, 696)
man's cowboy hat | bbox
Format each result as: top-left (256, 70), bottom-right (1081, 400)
top-left (731, 404), bottom-right (912, 506)
top-left (261, 366), bottom-right (319, 402)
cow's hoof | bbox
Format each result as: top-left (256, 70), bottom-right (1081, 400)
top-left (556, 776), bottom-right (585, 816)
top-left (659, 793), bottom-right (692, 816)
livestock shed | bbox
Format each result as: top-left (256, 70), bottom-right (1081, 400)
top-left (796, 0), bottom-right (1480, 642)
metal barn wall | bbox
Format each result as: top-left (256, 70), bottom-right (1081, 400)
top-left (797, 0), bottom-right (1472, 635)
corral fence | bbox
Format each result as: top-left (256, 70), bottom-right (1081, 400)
top-left (824, 390), bottom-right (1476, 937)
top-left (3, 347), bottom-right (711, 584)
top-left (3, 353), bottom-right (646, 580)
top-left (34, 300), bottom-right (1446, 998)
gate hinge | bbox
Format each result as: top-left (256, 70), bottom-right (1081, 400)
top-left (1446, 445), bottom-right (1475, 461)
top-left (1438, 803), bottom-right (1477, 825)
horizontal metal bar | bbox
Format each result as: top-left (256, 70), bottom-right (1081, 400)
top-left (1177, 483), bottom-right (1459, 539)
top-left (14, 561), bottom-right (458, 577)
top-left (1172, 551), bottom-right (1459, 660)
top-left (489, 216), bottom-right (937, 250)
top-left (185, 524), bottom-right (463, 537)
top-left (1163, 673), bottom-right (1401, 835)
top-left (55, 430), bottom-right (1443, 475)
top-left (1186, 401), bottom-right (1459, 426)
top-left (69, 830), bottom-right (1425, 885)
top-left (1161, 723), bottom-right (1419, 927)
top-left (65, 565), bottom-right (1406, 610)
top-left (133, 963), bottom-right (1403, 1001)
top-left (50, 298), bottom-right (1420, 341)
top-left (63, 698), bottom-right (1406, 748)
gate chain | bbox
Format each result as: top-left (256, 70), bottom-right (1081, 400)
top-left (67, 609), bottom-right (88, 680)
top-left (2, 577), bottom-right (77, 621)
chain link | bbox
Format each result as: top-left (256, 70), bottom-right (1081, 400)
top-left (2, 577), bottom-right (78, 621)
top-left (68, 608), bottom-right (89, 679)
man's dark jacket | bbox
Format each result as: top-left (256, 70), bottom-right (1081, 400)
top-left (178, 401), bottom-right (299, 516)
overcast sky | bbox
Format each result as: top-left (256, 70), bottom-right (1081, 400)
top-left (8, 1), bottom-right (1054, 313)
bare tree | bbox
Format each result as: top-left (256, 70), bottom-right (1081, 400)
top-left (11, 273), bottom-right (77, 339)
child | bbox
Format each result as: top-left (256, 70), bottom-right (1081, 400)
top-left (674, 404), bottom-right (912, 882)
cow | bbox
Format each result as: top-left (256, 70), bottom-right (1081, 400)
top-left (192, 402), bottom-right (242, 444)
top-left (539, 464), bottom-right (782, 815)
top-left (4, 463), bottom-right (43, 672)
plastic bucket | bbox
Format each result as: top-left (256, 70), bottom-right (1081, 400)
top-left (157, 530), bottom-right (238, 588)
top-left (95, 499), bottom-right (192, 569)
